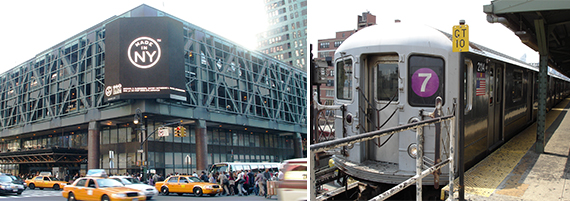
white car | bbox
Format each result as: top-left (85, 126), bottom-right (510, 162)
top-left (110, 176), bottom-right (159, 200)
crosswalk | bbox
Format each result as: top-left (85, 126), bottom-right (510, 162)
top-left (0, 189), bottom-right (62, 199)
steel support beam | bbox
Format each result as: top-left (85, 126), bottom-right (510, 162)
top-left (535, 18), bottom-right (548, 153)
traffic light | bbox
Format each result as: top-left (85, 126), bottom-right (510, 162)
top-left (180, 126), bottom-right (186, 137)
top-left (174, 126), bottom-right (181, 137)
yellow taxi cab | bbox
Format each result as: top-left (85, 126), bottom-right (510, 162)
top-left (155, 175), bottom-right (222, 197)
top-left (25, 172), bottom-right (69, 190)
top-left (62, 169), bottom-right (146, 201)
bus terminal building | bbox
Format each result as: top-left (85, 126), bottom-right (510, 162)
top-left (0, 5), bottom-right (307, 177)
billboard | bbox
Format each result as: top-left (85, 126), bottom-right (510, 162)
top-left (104, 17), bottom-right (186, 102)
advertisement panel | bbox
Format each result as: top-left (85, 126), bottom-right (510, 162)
top-left (104, 17), bottom-right (186, 102)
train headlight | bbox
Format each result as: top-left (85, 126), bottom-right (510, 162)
top-left (407, 143), bottom-right (418, 159)
top-left (345, 113), bottom-right (353, 125)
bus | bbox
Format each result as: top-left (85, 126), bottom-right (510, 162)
top-left (208, 162), bottom-right (280, 175)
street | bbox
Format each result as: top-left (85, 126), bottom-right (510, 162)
top-left (0, 189), bottom-right (278, 200)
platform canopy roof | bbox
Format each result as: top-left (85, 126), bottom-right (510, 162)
top-left (484, 0), bottom-right (570, 76)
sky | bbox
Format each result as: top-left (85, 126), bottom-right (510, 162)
top-left (0, 0), bottom-right (267, 74)
top-left (308, 0), bottom-right (539, 64)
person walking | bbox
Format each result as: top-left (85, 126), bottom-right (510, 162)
top-left (228, 172), bottom-right (236, 196)
top-left (200, 171), bottom-right (208, 182)
top-left (218, 171), bottom-right (230, 196)
top-left (255, 170), bottom-right (266, 197)
top-left (263, 169), bottom-right (271, 195)
top-left (236, 170), bottom-right (247, 196)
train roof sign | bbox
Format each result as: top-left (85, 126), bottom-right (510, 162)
top-left (452, 24), bottom-right (469, 52)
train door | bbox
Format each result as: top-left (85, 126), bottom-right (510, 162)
top-left (367, 54), bottom-right (400, 163)
top-left (488, 63), bottom-right (504, 150)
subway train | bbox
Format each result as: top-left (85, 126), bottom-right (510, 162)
top-left (327, 22), bottom-right (570, 189)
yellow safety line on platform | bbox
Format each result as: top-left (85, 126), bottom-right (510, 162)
top-left (442, 98), bottom-right (570, 198)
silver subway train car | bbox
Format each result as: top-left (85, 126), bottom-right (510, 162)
top-left (330, 22), bottom-right (570, 187)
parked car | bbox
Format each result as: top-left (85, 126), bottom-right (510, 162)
top-left (277, 158), bottom-right (307, 201)
top-left (0, 173), bottom-right (25, 195)
top-left (154, 175), bottom-right (222, 197)
top-left (110, 176), bottom-right (158, 200)
top-left (62, 169), bottom-right (146, 201)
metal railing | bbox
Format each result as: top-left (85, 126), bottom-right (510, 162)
top-left (310, 95), bottom-right (456, 201)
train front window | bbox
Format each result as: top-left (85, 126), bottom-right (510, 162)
top-left (336, 59), bottom-right (353, 100)
top-left (377, 63), bottom-right (399, 101)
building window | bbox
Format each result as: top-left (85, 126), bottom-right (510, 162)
top-left (319, 42), bottom-right (329, 49)
top-left (334, 41), bottom-right (342, 47)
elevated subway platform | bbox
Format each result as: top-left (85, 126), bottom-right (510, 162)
top-left (444, 97), bottom-right (570, 200)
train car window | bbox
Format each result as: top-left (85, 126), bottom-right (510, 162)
top-left (408, 55), bottom-right (444, 107)
top-left (336, 58), bottom-right (353, 100)
top-left (376, 63), bottom-right (399, 101)
top-left (464, 59), bottom-right (473, 113)
top-left (512, 70), bottom-right (523, 102)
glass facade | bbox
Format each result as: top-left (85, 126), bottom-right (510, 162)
top-left (99, 119), bottom-right (295, 176)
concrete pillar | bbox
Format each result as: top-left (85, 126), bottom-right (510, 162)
top-left (195, 120), bottom-right (208, 171)
top-left (293, 133), bottom-right (304, 158)
top-left (88, 121), bottom-right (100, 170)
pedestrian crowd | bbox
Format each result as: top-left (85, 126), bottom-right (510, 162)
top-left (207, 168), bottom-right (283, 197)
top-left (18, 167), bottom-right (285, 198)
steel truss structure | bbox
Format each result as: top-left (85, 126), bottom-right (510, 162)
top-left (0, 5), bottom-right (306, 133)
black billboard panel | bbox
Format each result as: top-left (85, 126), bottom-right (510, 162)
top-left (104, 17), bottom-right (186, 102)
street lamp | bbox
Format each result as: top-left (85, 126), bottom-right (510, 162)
top-left (134, 108), bottom-right (142, 125)
top-left (133, 108), bottom-right (145, 180)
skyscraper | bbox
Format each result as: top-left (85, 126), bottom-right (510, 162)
top-left (258, 0), bottom-right (308, 71)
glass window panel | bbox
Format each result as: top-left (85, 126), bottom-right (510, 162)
top-left (175, 152), bottom-right (183, 169)
top-left (214, 153), bottom-right (220, 163)
top-left (155, 152), bottom-right (165, 168)
top-left (165, 152), bottom-right (173, 168)
top-left (336, 59), bottom-right (353, 100)
top-left (129, 127), bottom-right (137, 142)
top-left (238, 133), bottom-right (244, 146)
top-left (219, 131), bottom-right (226, 145)
top-left (118, 127), bottom-right (127, 143)
top-left (102, 154), bottom-right (109, 169)
top-left (249, 134), bottom-right (255, 147)
top-left (119, 153), bottom-right (126, 169)
top-left (127, 152), bottom-right (136, 168)
top-left (232, 133), bottom-right (238, 146)
top-left (101, 129), bottom-right (108, 145)
top-left (377, 63), bottom-right (399, 101)
top-left (148, 152), bottom-right (155, 168)
top-left (110, 128), bottom-right (118, 144)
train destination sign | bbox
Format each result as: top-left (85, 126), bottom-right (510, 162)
top-left (411, 68), bottom-right (440, 97)
top-left (452, 24), bottom-right (469, 52)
